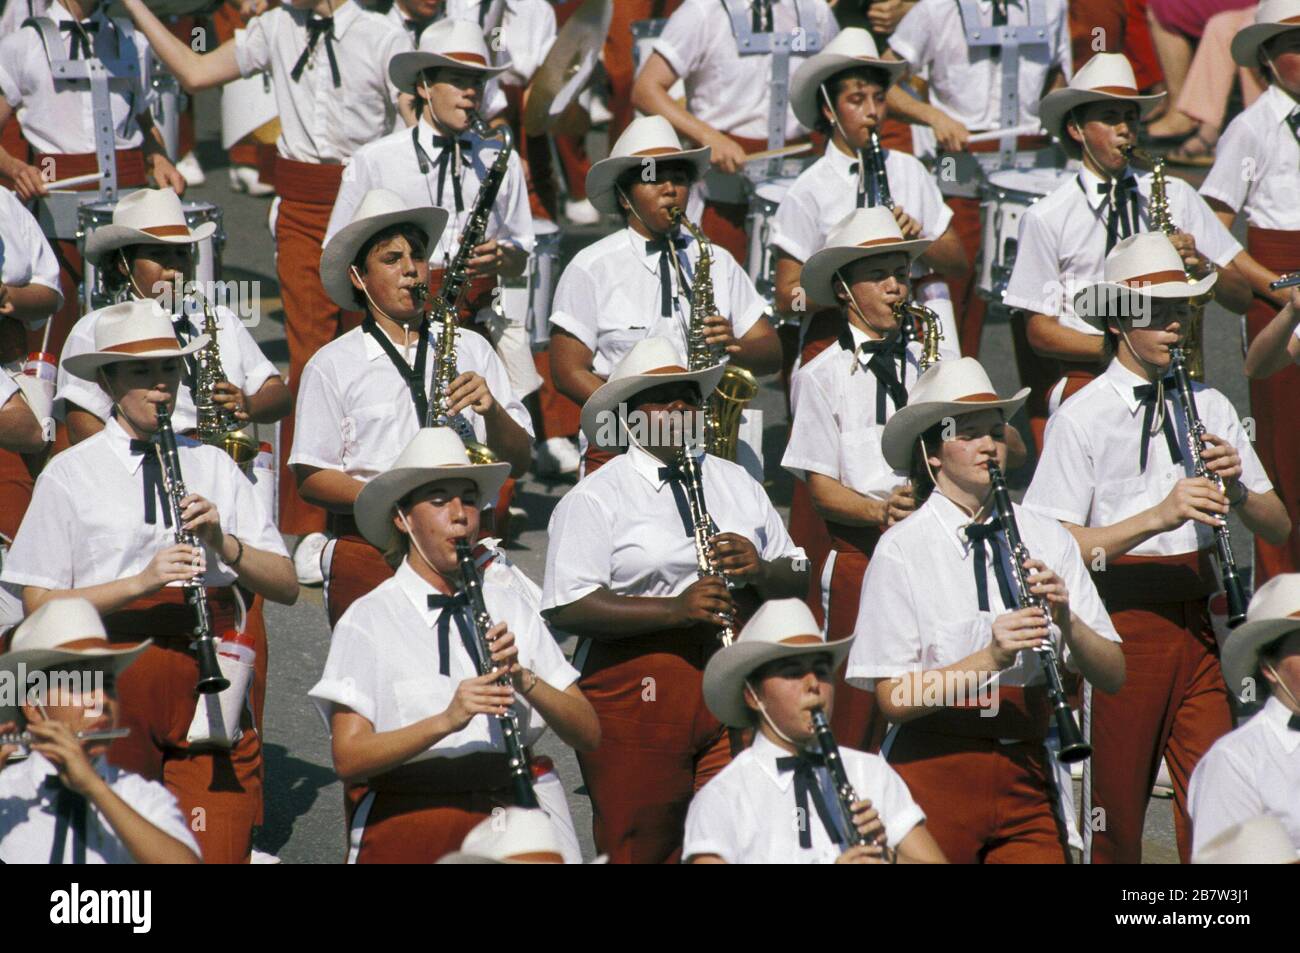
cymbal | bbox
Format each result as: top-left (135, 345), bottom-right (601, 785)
top-left (523, 0), bottom-right (612, 135)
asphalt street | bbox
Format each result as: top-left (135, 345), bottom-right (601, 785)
top-left (184, 94), bottom-right (1258, 863)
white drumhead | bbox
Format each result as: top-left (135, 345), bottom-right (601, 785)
top-left (986, 167), bottom-right (1074, 198)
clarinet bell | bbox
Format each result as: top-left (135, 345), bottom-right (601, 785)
top-left (194, 635), bottom-right (230, 695)
top-left (1054, 714), bottom-right (1092, 764)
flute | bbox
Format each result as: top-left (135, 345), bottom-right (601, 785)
top-left (0, 727), bottom-right (131, 747)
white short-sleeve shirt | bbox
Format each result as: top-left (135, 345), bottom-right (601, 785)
top-left (0, 752), bottom-right (201, 863)
top-left (652, 0), bottom-right (840, 141)
top-left (324, 118), bottom-right (534, 267)
top-left (847, 491), bottom-right (1119, 690)
top-left (888, 0), bottom-right (1071, 132)
top-left (1188, 696), bottom-right (1300, 857)
top-left (1023, 359), bottom-right (1272, 557)
top-left (55, 302), bottom-right (280, 428)
top-left (234, 1), bottom-right (406, 164)
top-left (683, 732), bottom-right (926, 863)
top-left (309, 558), bottom-right (579, 756)
top-left (1199, 86), bottom-right (1300, 232)
top-left (548, 226), bottom-right (768, 380)
top-left (1002, 167), bottom-right (1244, 334)
top-left (0, 5), bottom-right (153, 154)
top-left (288, 322), bottom-right (532, 483)
top-left (0, 186), bottom-right (63, 320)
top-left (1, 416), bottom-right (288, 592)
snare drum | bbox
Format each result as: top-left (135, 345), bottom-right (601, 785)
top-left (499, 218), bottom-right (562, 351)
top-left (976, 167), bottom-right (1074, 301)
top-left (745, 177), bottom-right (794, 304)
top-left (77, 200), bottom-right (225, 312)
top-left (150, 63), bottom-right (187, 162)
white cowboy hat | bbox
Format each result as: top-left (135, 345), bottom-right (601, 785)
top-left (353, 427), bottom-right (511, 553)
top-left (703, 599), bottom-right (854, 728)
top-left (1072, 233), bottom-right (1218, 329)
top-left (61, 299), bottom-right (209, 381)
top-left (880, 357), bottom-right (1029, 471)
top-left (800, 206), bottom-right (932, 306)
top-left (82, 188), bottom-right (217, 265)
top-left (584, 115), bottom-right (711, 215)
top-left (579, 336), bottom-right (724, 450)
top-left (1038, 53), bottom-right (1165, 153)
top-left (789, 28), bottom-right (906, 130)
top-left (1231, 0), bottom-right (1300, 68)
top-left (1192, 815), bottom-right (1300, 864)
top-left (0, 598), bottom-right (149, 723)
top-left (318, 189), bottom-right (449, 311)
top-left (438, 808), bottom-right (566, 864)
top-left (389, 18), bottom-right (511, 94)
top-left (1220, 573), bottom-right (1300, 702)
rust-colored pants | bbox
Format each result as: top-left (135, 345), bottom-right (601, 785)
top-left (944, 195), bottom-right (988, 359)
top-left (787, 479), bottom-right (831, 625)
top-left (325, 534), bottom-right (395, 629)
top-left (533, 348), bottom-right (581, 441)
top-left (575, 630), bottom-right (734, 863)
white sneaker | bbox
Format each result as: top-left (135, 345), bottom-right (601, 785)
top-left (293, 532), bottom-right (328, 587)
top-left (536, 436), bottom-right (581, 476)
top-left (229, 164), bottom-right (274, 197)
top-left (250, 849), bottom-right (281, 864)
top-left (586, 90), bottom-right (612, 126)
top-left (564, 198), bottom-right (601, 226)
top-left (176, 151), bottom-right (205, 187)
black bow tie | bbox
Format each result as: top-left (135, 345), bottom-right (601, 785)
top-left (647, 234), bottom-right (692, 318)
top-left (44, 776), bottom-right (88, 865)
top-left (775, 752), bottom-right (843, 849)
top-left (964, 522), bottom-right (1017, 613)
top-left (59, 20), bottom-right (99, 60)
top-left (129, 439), bottom-right (172, 528)
top-left (656, 463), bottom-right (699, 538)
top-left (1289, 712), bottom-right (1300, 731)
top-left (751, 0), bottom-right (773, 33)
top-left (431, 135), bottom-right (472, 213)
top-left (1098, 175), bottom-right (1140, 253)
top-left (291, 15), bottom-right (341, 88)
top-left (1132, 379), bottom-right (1184, 472)
top-left (854, 334), bottom-right (909, 424)
top-left (427, 592), bottom-right (479, 676)
top-left (1286, 110), bottom-right (1300, 143)
top-left (404, 18), bottom-right (431, 43)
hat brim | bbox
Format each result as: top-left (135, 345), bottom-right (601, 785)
top-left (1221, 618), bottom-right (1300, 701)
top-left (1230, 22), bottom-right (1300, 68)
top-left (0, 640), bottom-right (151, 724)
top-left (389, 51), bottom-right (511, 94)
top-left (320, 206), bottom-right (450, 311)
top-left (1071, 273), bottom-right (1219, 329)
top-left (580, 363), bottom-right (726, 450)
top-left (84, 222), bottom-right (219, 265)
top-left (801, 238), bottom-right (933, 307)
top-left (585, 147), bottom-right (712, 215)
top-left (1040, 89), bottom-right (1165, 150)
top-left (354, 461), bottom-right (512, 553)
top-left (790, 53), bottom-right (906, 130)
top-left (881, 390), bottom-right (1031, 471)
top-left (703, 637), bottom-right (855, 728)
top-left (62, 334), bottom-right (211, 381)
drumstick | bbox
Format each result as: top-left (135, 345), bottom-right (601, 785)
top-left (43, 171), bottom-right (105, 191)
top-left (965, 124), bottom-right (1044, 145)
top-left (743, 143), bottom-right (813, 163)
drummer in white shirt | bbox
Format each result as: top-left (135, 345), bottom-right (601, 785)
top-left (548, 117), bottom-right (780, 475)
top-left (1003, 53), bottom-right (1252, 450)
top-left (309, 427), bottom-right (598, 863)
top-left (684, 598), bottom-right (947, 864)
top-left (1189, 573), bottom-right (1300, 858)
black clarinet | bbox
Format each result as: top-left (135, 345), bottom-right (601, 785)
top-left (810, 708), bottom-right (894, 859)
top-left (154, 404), bottom-right (230, 695)
top-left (865, 130), bottom-right (894, 210)
top-left (987, 461), bottom-right (1091, 763)
top-left (454, 538), bottom-right (539, 808)
top-left (1168, 348), bottom-right (1249, 627)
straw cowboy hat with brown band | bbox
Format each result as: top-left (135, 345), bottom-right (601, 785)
top-left (82, 188), bottom-right (218, 266)
top-left (1071, 233), bottom-right (1218, 329)
top-left (389, 18), bottom-right (512, 94)
top-left (584, 115), bottom-right (711, 216)
top-left (789, 27), bottom-right (906, 131)
top-left (1038, 53), bottom-right (1165, 157)
top-left (61, 298), bottom-right (209, 381)
top-left (1231, 0), bottom-right (1300, 69)
top-left (800, 206), bottom-right (932, 306)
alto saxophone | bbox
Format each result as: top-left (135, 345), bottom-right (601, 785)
top-left (1124, 146), bottom-right (1211, 381)
top-left (896, 300), bottom-right (944, 371)
top-left (667, 207), bottom-right (758, 462)
top-left (189, 292), bottom-right (258, 467)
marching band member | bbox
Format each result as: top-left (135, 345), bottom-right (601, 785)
top-left (56, 188), bottom-right (290, 445)
top-left (542, 336), bottom-right (809, 863)
top-left (1004, 52), bottom-right (1252, 448)
top-left (0, 0), bottom-right (185, 357)
top-left (1190, 573), bottom-right (1300, 856)
top-left (119, 0), bottom-right (410, 546)
top-left (0, 300), bottom-right (299, 864)
top-left (684, 598), bottom-right (947, 864)
top-left (1244, 284), bottom-right (1300, 377)
top-left (847, 356), bottom-right (1125, 864)
top-left (881, 0), bottom-right (1072, 359)
top-left (0, 599), bottom-right (202, 864)
top-left (773, 27), bottom-right (967, 353)
top-left (1023, 233), bottom-right (1290, 864)
top-left (293, 190), bottom-right (533, 626)
top-left (1200, 1), bottom-right (1300, 579)
top-left (0, 372), bottom-right (44, 455)
top-left (309, 427), bottom-right (599, 863)
top-left (631, 0), bottom-right (840, 262)
top-left (548, 116), bottom-right (781, 474)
